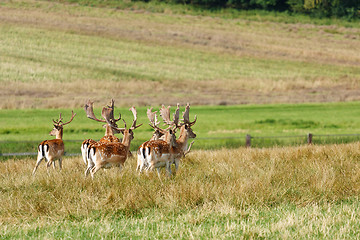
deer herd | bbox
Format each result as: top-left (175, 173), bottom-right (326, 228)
top-left (32, 100), bottom-right (197, 178)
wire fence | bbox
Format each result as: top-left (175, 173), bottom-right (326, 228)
top-left (1, 133), bottom-right (360, 158)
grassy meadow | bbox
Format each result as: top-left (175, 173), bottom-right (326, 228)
top-left (1, 0), bottom-right (360, 238)
top-left (1, 143), bottom-right (360, 238)
top-left (1, 101), bottom-right (360, 154)
top-left (0, 0), bottom-right (360, 108)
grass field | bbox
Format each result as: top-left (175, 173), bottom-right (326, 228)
top-left (1, 0), bottom-right (360, 238)
top-left (1, 101), bottom-right (360, 154)
top-left (1, 143), bottom-right (360, 238)
top-left (1, 0), bottom-right (360, 108)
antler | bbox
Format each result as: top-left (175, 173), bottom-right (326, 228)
top-left (183, 140), bottom-right (195, 156)
top-left (159, 104), bottom-right (180, 128)
top-left (182, 103), bottom-right (197, 126)
top-left (61, 111), bottom-right (76, 126)
top-left (147, 107), bottom-right (170, 135)
top-left (103, 99), bottom-right (121, 123)
top-left (106, 106), bottom-right (142, 132)
top-left (129, 106), bottom-right (142, 130)
top-left (53, 111), bottom-right (76, 126)
top-left (159, 105), bottom-right (172, 125)
top-left (173, 103), bottom-right (180, 127)
top-left (147, 107), bottom-right (159, 127)
top-left (101, 107), bottom-right (121, 126)
top-left (84, 100), bottom-right (106, 123)
top-left (53, 113), bottom-right (63, 126)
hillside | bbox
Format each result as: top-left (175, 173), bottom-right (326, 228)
top-left (0, 0), bottom-right (359, 108)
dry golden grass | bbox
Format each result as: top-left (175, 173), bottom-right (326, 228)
top-left (1, 143), bottom-right (360, 223)
top-left (1, 143), bottom-right (360, 238)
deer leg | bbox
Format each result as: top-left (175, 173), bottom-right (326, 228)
top-left (32, 154), bottom-right (44, 175)
top-left (174, 159), bottom-right (180, 172)
top-left (85, 163), bottom-right (94, 177)
top-left (136, 154), bottom-right (141, 172)
top-left (85, 155), bottom-right (94, 177)
top-left (156, 168), bottom-right (162, 179)
top-left (46, 159), bottom-right (53, 171)
top-left (138, 155), bottom-right (147, 174)
top-left (84, 167), bottom-right (91, 177)
top-left (118, 164), bottom-right (123, 173)
top-left (90, 165), bottom-right (103, 178)
top-left (139, 163), bottom-right (145, 174)
top-left (81, 144), bottom-right (88, 166)
top-left (58, 158), bottom-right (62, 171)
top-left (166, 161), bottom-right (172, 177)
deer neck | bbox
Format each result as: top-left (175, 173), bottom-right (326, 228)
top-left (176, 129), bottom-right (189, 152)
top-left (104, 124), bottom-right (114, 136)
top-left (56, 128), bottom-right (63, 140)
top-left (121, 131), bottom-right (132, 149)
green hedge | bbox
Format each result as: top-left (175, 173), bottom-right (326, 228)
top-left (142, 0), bottom-right (359, 19)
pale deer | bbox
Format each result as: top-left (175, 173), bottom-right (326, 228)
top-left (87, 106), bottom-right (142, 178)
top-left (136, 104), bottom-right (181, 174)
top-left (144, 103), bottom-right (196, 177)
top-left (136, 107), bottom-right (173, 173)
top-left (32, 111), bottom-right (76, 175)
top-left (81, 99), bottom-right (121, 167)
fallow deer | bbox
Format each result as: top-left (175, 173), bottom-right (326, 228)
top-left (32, 111), bottom-right (76, 175)
top-left (143, 103), bottom-right (196, 177)
top-left (136, 107), bottom-right (173, 173)
top-left (87, 106), bottom-right (142, 178)
top-left (81, 99), bottom-right (121, 167)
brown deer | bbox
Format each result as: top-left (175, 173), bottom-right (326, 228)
top-left (81, 99), bottom-right (122, 167)
top-left (136, 106), bottom-right (177, 173)
top-left (87, 106), bottom-right (142, 178)
top-left (32, 111), bottom-right (76, 175)
top-left (143, 103), bottom-right (196, 177)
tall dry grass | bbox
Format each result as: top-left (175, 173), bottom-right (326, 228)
top-left (1, 143), bottom-right (360, 224)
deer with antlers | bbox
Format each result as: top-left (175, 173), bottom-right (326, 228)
top-left (140, 103), bottom-right (196, 178)
top-left (136, 106), bottom-right (178, 173)
top-left (32, 111), bottom-right (76, 175)
top-left (81, 99), bottom-right (122, 167)
top-left (87, 106), bottom-right (142, 178)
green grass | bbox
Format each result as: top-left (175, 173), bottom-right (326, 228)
top-left (2, 200), bottom-right (360, 239)
top-left (1, 0), bottom-right (360, 109)
top-left (1, 102), bottom-right (360, 155)
top-left (3, 24), bottom-right (356, 84)
top-left (1, 1), bottom-right (360, 238)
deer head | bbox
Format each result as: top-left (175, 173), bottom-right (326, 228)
top-left (84, 99), bottom-right (122, 135)
top-left (177, 103), bottom-right (197, 140)
top-left (106, 106), bottom-right (142, 143)
top-left (49, 111), bottom-right (76, 138)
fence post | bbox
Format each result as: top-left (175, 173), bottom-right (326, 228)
top-left (246, 134), bottom-right (251, 148)
top-left (307, 133), bottom-right (313, 145)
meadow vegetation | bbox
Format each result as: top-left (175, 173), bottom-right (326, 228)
top-left (1, 143), bottom-right (360, 238)
top-left (1, 0), bottom-right (360, 108)
top-left (1, 0), bottom-right (360, 238)
top-left (1, 102), bottom-right (360, 154)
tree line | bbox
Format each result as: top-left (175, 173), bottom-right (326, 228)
top-left (139, 0), bottom-right (359, 19)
